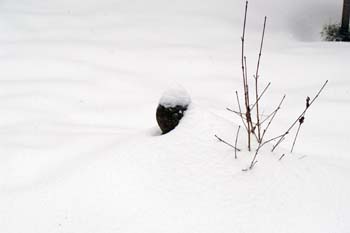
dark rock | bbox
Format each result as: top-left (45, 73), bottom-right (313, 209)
top-left (156, 104), bottom-right (188, 134)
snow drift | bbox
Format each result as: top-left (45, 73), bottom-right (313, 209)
top-left (0, 0), bottom-right (349, 232)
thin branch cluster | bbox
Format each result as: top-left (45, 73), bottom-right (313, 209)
top-left (215, 1), bottom-right (328, 170)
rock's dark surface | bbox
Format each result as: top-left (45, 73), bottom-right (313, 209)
top-left (156, 104), bottom-right (188, 134)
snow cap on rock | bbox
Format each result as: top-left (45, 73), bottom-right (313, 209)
top-left (159, 85), bottom-right (191, 108)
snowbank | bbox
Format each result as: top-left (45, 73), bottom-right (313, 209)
top-left (159, 85), bottom-right (191, 108)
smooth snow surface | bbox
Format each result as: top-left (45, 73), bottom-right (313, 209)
top-left (159, 85), bottom-right (191, 108)
top-left (0, 0), bottom-right (349, 233)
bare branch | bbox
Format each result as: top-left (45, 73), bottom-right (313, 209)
top-left (259, 110), bottom-right (276, 125)
top-left (215, 135), bottom-right (241, 151)
top-left (226, 108), bottom-right (258, 126)
top-left (290, 115), bottom-right (304, 152)
top-left (244, 56), bottom-right (249, 106)
top-left (243, 56), bottom-right (252, 138)
top-left (240, 1), bottom-right (252, 151)
top-left (255, 16), bottom-right (267, 80)
top-left (290, 123), bottom-right (302, 153)
top-left (247, 130), bottom-right (285, 170)
top-left (272, 80), bottom-right (328, 152)
top-left (279, 154), bottom-right (285, 161)
top-left (235, 126), bottom-right (241, 159)
top-left (241, 1), bottom-right (248, 71)
top-left (261, 133), bottom-right (285, 147)
top-left (254, 16), bottom-right (267, 142)
top-left (260, 95), bottom-right (286, 140)
top-left (235, 91), bottom-right (249, 136)
top-left (248, 148), bottom-right (260, 170)
top-left (226, 108), bottom-right (246, 119)
top-left (241, 1), bottom-right (248, 105)
top-left (250, 82), bottom-right (271, 110)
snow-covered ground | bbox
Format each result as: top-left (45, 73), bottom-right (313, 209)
top-left (0, 0), bottom-right (349, 232)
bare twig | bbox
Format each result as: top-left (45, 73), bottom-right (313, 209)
top-left (242, 160), bottom-right (258, 171)
top-left (290, 116), bottom-right (304, 153)
top-left (226, 108), bottom-right (257, 126)
top-left (279, 154), bottom-right (285, 161)
top-left (259, 109), bottom-right (276, 125)
top-left (250, 82), bottom-right (271, 110)
top-left (290, 97), bottom-right (309, 152)
top-left (241, 1), bottom-right (248, 57)
top-left (226, 108), bottom-right (247, 120)
top-left (254, 16), bottom-right (267, 80)
top-left (244, 56), bottom-right (251, 119)
top-left (260, 95), bottom-right (286, 140)
top-left (244, 95), bottom-right (286, 170)
top-left (235, 91), bottom-right (249, 133)
top-left (240, 1), bottom-right (252, 152)
top-left (244, 56), bottom-right (252, 150)
top-left (215, 135), bottom-right (241, 151)
top-left (251, 126), bottom-right (260, 143)
top-left (233, 93), bottom-right (260, 144)
top-left (225, 1), bottom-right (328, 171)
top-left (234, 126), bottom-right (241, 159)
top-left (254, 16), bottom-right (267, 142)
top-left (247, 130), bottom-right (285, 170)
top-left (272, 80), bottom-right (328, 152)
top-left (244, 56), bottom-right (249, 93)
top-left (248, 146), bottom-right (260, 170)
top-left (241, 2), bottom-right (248, 105)
top-left (261, 133), bottom-right (285, 147)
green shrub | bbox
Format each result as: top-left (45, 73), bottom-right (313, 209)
top-left (321, 23), bottom-right (350, 41)
top-left (321, 23), bottom-right (342, 41)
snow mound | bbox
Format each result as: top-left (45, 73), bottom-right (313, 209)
top-left (159, 85), bottom-right (191, 108)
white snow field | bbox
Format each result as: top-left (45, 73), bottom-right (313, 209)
top-left (0, 0), bottom-right (349, 232)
